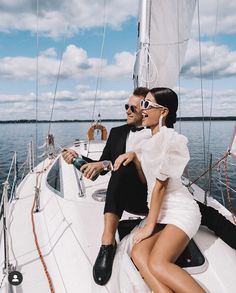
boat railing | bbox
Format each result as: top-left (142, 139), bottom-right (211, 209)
top-left (215, 158), bottom-right (236, 211)
top-left (0, 181), bottom-right (14, 276)
top-left (184, 151), bottom-right (236, 215)
top-left (0, 140), bottom-right (36, 219)
top-left (28, 140), bottom-right (35, 172)
top-left (0, 141), bottom-right (36, 280)
top-left (0, 152), bottom-right (19, 276)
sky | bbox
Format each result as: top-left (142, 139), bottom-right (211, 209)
top-left (0, 0), bottom-right (236, 120)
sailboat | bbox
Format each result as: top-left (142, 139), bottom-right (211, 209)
top-left (1, 0), bottom-right (236, 292)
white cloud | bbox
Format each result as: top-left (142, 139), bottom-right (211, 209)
top-left (175, 87), bottom-right (236, 117)
top-left (0, 88), bottom-right (130, 120)
top-left (0, 0), bottom-right (236, 38)
top-left (0, 0), bottom-right (138, 38)
top-left (40, 48), bottom-right (57, 58)
top-left (1, 86), bottom-right (235, 120)
top-left (0, 45), bottom-right (135, 83)
top-left (191, 0), bottom-right (236, 36)
top-left (181, 39), bottom-right (236, 79)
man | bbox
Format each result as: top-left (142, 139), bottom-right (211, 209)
top-left (63, 87), bottom-right (236, 286)
top-left (62, 87), bottom-right (151, 286)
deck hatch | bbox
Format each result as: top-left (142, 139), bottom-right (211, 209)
top-left (46, 158), bottom-right (63, 197)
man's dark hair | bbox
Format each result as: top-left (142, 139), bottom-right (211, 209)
top-left (133, 87), bottom-right (149, 97)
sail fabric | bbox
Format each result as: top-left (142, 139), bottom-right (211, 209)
top-left (133, 0), bottom-right (196, 89)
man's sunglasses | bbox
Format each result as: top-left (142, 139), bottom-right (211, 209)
top-left (125, 104), bottom-right (137, 113)
top-left (140, 99), bottom-right (165, 110)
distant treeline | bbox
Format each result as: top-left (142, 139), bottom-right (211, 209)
top-left (0, 117), bottom-right (236, 124)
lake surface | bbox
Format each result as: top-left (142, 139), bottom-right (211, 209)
top-left (0, 121), bottom-right (236, 210)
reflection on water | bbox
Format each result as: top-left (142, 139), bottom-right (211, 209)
top-left (0, 121), bottom-right (236, 209)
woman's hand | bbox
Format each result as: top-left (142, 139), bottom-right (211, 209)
top-left (133, 223), bottom-right (155, 244)
top-left (113, 152), bottom-right (136, 171)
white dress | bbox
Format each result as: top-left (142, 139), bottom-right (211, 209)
top-left (140, 126), bottom-right (201, 239)
top-left (106, 126), bottom-right (201, 293)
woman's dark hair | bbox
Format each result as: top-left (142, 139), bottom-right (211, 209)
top-left (149, 87), bottom-right (178, 128)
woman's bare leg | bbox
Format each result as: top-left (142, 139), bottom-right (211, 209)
top-left (148, 224), bottom-right (205, 293)
top-left (131, 227), bottom-right (173, 293)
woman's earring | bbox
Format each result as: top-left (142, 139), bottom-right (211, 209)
top-left (159, 115), bottom-right (163, 128)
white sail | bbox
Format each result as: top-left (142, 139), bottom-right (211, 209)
top-left (133, 0), bottom-right (196, 89)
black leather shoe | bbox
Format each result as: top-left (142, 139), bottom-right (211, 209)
top-left (93, 242), bottom-right (117, 285)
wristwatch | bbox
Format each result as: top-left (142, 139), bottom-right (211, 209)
top-left (102, 160), bottom-right (111, 171)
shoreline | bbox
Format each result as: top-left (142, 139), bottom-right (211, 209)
top-left (0, 117), bottom-right (236, 124)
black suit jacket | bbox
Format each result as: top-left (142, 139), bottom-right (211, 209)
top-left (82, 124), bottom-right (131, 168)
top-left (99, 124), bottom-right (131, 164)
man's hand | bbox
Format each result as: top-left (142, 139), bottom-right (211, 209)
top-left (80, 162), bottom-right (104, 180)
top-left (113, 152), bottom-right (136, 171)
top-left (62, 149), bottom-right (78, 164)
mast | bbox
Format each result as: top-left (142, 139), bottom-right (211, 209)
top-left (133, 0), bottom-right (196, 89)
top-left (133, 0), bottom-right (151, 88)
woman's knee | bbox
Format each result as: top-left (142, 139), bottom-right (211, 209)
top-left (148, 257), bottom-right (169, 282)
top-left (131, 245), bottom-right (144, 268)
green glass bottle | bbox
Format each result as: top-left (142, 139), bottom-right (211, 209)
top-left (72, 157), bottom-right (99, 181)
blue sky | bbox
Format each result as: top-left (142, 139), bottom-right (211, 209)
top-left (0, 0), bottom-right (236, 120)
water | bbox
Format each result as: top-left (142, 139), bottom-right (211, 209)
top-left (0, 121), bottom-right (236, 210)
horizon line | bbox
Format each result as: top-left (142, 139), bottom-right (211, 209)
top-left (0, 116), bottom-right (236, 123)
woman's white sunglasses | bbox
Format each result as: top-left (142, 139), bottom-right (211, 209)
top-left (140, 99), bottom-right (165, 110)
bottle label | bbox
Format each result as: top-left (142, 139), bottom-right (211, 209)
top-left (72, 157), bottom-right (87, 170)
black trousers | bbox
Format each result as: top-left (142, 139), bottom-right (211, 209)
top-left (197, 201), bottom-right (236, 249)
top-left (104, 162), bottom-right (149, 219)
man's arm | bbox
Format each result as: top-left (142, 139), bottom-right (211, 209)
top-left (62, 129), bottom-right (114, 179)
top-left (99, 128), bottom-right (113, 161)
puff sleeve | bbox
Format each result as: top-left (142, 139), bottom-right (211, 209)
top-left (142, 128), bottom-right (190, 182)
top-left (157, 131), bottom-right (190, 181)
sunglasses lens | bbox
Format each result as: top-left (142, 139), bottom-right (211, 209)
top-left (125, 104), bottom-right (136, 112)
top-left (142, 100), bottom-right (148, 109)
top-left (141, 100), bottom-right (149, 109)
top-left (130, 105), bottom-right (135, 113)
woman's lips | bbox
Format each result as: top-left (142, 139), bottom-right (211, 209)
top-left (142, 113), bottom-right (148, 120)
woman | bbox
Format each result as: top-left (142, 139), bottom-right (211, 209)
top-left (113, 88), bottom-right (204, 293)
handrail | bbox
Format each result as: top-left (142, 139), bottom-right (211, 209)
top-left (1, 181), bottom-right (12, 275)
top-left (9, 152), bottom-right (18, 202)
top-left (28, 140), bottom-right (35, 172)
top-left (215, 177), bottom-right (236, 194)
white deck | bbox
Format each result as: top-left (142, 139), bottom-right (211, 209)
top-left (0, 141), bottom-right (236, 293)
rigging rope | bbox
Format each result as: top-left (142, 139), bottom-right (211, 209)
top-left (90, 0), bottom-right (107, 124)
top-left (197, 0), bottom-right (207, 171)
top-left (87, 0), bottom-right (107, 155)
top-left (217, 161), bottom-right (226, 207)
top-left (47, 39), bottom-right (66, 135)
top-left (206, 0), bottom-right (220, 160)
top-left (223, 156), bottom-right (236, 224)
top-left (35, 0), bottom-right (39, 170)
top-left (189, 152), bottom-right (229, 186)
top-left (176, 0), bottom-right (182, 133)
